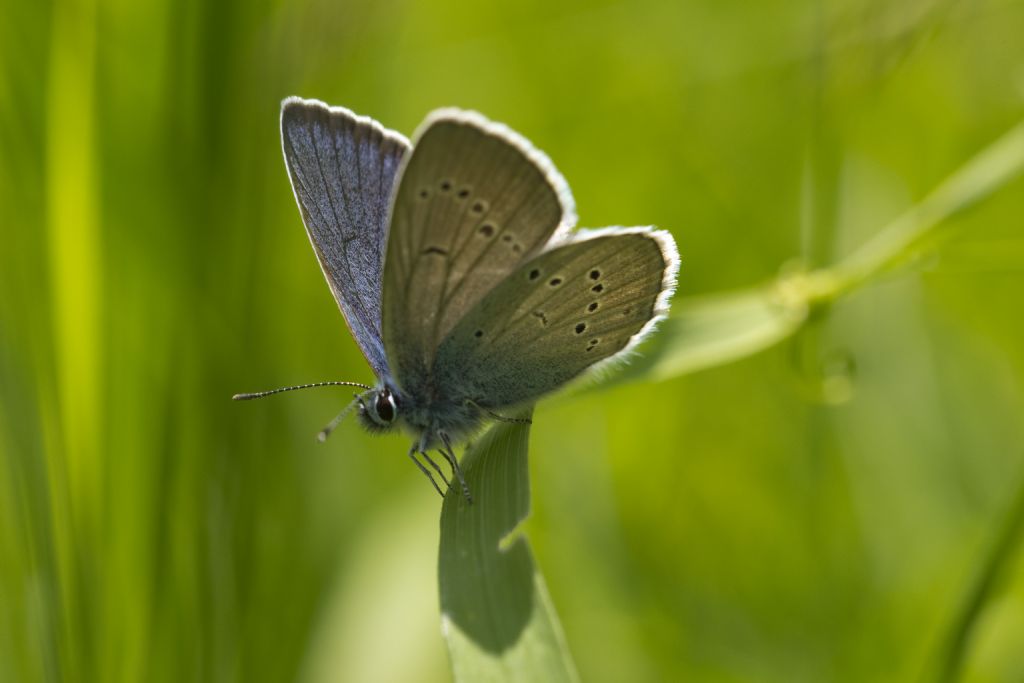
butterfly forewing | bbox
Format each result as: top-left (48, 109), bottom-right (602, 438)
top-left (281, 97), bottom-right (410, 378)
top-left (381, 109), bottom-right (574, 386)
top-left (434, 229), bottom-right (678, 409)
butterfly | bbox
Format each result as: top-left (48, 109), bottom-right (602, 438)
top-left (235, 98), bottom-right (679, 503)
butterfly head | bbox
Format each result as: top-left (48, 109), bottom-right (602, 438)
top-left (356, 387), bottom-right (400, 433)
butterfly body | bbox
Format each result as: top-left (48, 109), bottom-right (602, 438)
top-left (266, 97), bottom-right (679, 501)
top-left (356, 379), bottom-right (484, 449)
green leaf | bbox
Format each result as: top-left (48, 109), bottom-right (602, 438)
top-left (438, 409), bottom-right (579, 683)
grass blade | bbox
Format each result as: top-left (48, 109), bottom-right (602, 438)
top-left (932, 470), bottom-right (1024, 683)
top-left (438, 409), bottom-right (579, 683)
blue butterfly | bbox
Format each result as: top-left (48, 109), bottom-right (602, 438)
top-left (236, 98), bottom-right (678, 502)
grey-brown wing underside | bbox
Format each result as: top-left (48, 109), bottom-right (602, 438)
top-left (381, 108), bottom-right (575, 387)
top-left (434, 229), bottom-right (678, 408)
top-left (281, 97), bottom-right (410, 378)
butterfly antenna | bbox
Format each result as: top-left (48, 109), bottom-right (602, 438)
top-left (317, 396), bottom-right (363, 443)
top-left (232, 380), bottom-right (372, 401)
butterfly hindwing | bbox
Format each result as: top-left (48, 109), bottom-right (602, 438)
top-left (281, 97), bottom-right (410, 378)
top-left (381, 109), bottom-right (575, 386)
top-left (434, 229), bottom-right (678, 409)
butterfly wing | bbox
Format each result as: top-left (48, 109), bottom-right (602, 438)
top-left (434, 228), bottom-right (678, 408)
top-left (380, 109), bottom-right (575, 386)
top-left (280, 97), bottom-right (410, 378)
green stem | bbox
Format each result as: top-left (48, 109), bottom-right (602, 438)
top-left (795, 119), bottom-right (1024, 306)
top-left (624, 117), bottom-right (1024, 388)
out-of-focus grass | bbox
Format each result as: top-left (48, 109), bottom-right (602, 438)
top-left (610, 115), bottom-right (1024, 387)
top-left (3, 1), bottom-right (1024, 682)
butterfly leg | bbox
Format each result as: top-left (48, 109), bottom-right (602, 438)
top-left (406, 442), bottom-right (445, 498)
top-left (438, 431), bottom-right (473, 505)
top-left (419, 451), bottom-right (451, 489)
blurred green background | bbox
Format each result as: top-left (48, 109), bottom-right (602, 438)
top-left (3, 0), bottom-right (1024, 681)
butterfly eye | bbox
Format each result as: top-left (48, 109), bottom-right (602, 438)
top-left (375, 390), bottom-right (396, 423)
